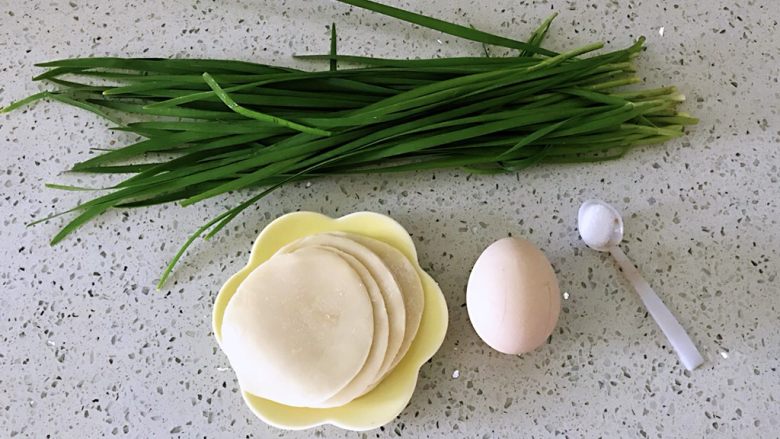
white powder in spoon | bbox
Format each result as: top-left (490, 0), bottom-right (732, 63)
top-left (579, 203), bottom-right (619, 250)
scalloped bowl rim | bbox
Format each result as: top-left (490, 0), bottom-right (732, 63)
top-left (212, 211), bottom-right (448, 431)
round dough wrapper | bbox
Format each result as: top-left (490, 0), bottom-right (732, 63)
top-left (221, 247), bottom-right (373, 407)
top-left (346, 234), bottom-right (425, 371)
top-left (281, 233), bottom-right (406, 383)
top-left (306, 247), bottom-right (389, 407)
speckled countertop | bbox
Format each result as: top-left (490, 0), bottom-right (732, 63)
top-left (1, 0), bottom-right (778, 437)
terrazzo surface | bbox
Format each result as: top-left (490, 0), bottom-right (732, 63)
top-left (1, 0), bottom-right (778, 437)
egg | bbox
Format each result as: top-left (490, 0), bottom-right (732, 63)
top-left (466, 237), bottom-right (561, 354)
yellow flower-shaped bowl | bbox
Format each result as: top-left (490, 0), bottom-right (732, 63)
top-left (212, 211), bottom-right (448, 431)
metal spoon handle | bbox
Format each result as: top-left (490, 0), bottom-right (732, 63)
top-left (609, 246), bottom-right (704, 371)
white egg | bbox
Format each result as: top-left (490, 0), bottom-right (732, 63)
top-left (466, 237), bottom-right (561, 355)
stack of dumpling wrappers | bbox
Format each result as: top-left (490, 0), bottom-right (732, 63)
top-left (221, 232), bottom-right (425, 408)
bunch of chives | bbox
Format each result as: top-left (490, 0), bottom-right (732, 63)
top-left (1, 0), bottom-right (697, 287)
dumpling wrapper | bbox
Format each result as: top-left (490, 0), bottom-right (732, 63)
top-left (281, 233), bottom-right (406, 387)
top-left (347, 234), bottom-right (425, 372)
top-left (221, 247), bottom-right (373, 408)
top-left (303, 247), bottom-right (389, 408)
